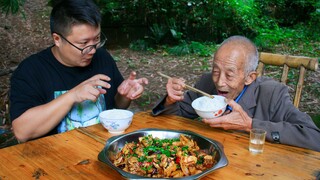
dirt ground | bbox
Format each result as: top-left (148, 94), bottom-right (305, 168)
top-left (0, 0), bottom-right (319, 148)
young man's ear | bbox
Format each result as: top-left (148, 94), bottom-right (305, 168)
top-left (52, 33), bottom-right (62, 47)
top-left (245, 71), bottom-right (257, 85)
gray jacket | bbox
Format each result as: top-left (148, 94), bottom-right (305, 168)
top-left (152, 72), bottom-right (320, 152)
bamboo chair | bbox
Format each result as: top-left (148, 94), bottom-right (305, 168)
top-left (256, 52), bottom-right (319, 108)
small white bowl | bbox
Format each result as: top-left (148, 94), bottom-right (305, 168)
top-left (99, 109), bottom-right (134, 134)
top-left (191, 95), bottom-right (227, 119)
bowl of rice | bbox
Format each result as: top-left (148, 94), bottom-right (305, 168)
top-left (99, 109), bottom-right (134, 134)
top-left (191, 95), bottom-right (227, 119)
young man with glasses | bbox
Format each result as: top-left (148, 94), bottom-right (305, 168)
top-left (9, 0), bottom-right (148, 142)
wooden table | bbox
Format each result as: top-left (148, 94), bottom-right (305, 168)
top-left (0, 111), bottom-right (319, 179)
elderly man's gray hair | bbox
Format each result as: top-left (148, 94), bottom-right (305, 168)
top-left (219, 36), bottom-right (259, 75)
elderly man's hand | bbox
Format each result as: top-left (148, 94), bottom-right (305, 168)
top-left (118, 71), bottom-right (148, 100)
top-left (202, 99), bottom-right (252, 132)
top-left (165, 77), bottom-right (186, 106)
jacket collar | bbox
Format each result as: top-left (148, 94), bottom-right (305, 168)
top-left (237, 79), bottom-right (260, 117)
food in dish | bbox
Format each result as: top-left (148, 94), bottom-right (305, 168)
top-left (112, 134), bottom-right (217, 178)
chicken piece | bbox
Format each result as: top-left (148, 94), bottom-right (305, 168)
top-left (153, 162), bottom-right (164, 175)
top-left (180, 135), bottom-right (197, 150)
top-left (183, 155), bottom-right (197, 165)
top-left (164, 161), bottom-right (177, 177)
top-left (172, 141), bottom-right (182, 146)
top-left (139, 135), bottom-right (153, 147)
top-left (180, 155), bottom-right (198, 176)
top-left (204, 155), bottom-right (214, 167)
top-left (188, 166), bottom-right (196, 175)
top-left (176, 149), bottom-right (183, 158)
top-left (128, 156), bottom-right (138, 164)
top-left (160, 154), bottom-right (168, 168)
top-left (171, 170), bottom-right (184, 177)
top-left (121, 142), bottom-right (135, 155)
top-left (113, 155), bottom-right (124, 166)
top-left (134, 146), bottom-right (144, 157)
top-left (180, 161), bottom-right (189, 176)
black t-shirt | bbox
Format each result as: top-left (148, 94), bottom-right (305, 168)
top-left (10, 46), bottom-right (124, 135)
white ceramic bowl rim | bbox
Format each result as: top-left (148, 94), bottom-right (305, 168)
top-left (191, 95), bottom-right (227, 112)
top-left (99, 109), bottom-right (133, 120)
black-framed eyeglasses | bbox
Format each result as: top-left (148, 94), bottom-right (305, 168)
top-left (55, 32), bottom-right (107, 55)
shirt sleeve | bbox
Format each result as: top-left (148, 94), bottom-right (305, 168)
top-left (151, 72), bottom-right (215, 119)
top-left (252, 83), bottom-right (320, 152)
top-left (9, 58), bottom-right (47, 120)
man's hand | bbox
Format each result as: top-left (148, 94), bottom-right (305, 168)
top-left (69, 74), bottom-right (111, 103)
top-left (164, 77), bottom-right (186, 106)
top-left (202, 99), bottom-right (252, 132)
top-left (117, 71), bottom-right (148, 100)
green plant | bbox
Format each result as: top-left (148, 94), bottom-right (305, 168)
top-left (167, 41), bottom-right (190, 56)
top-left (126, 59), bottom-right (136, 69)
top-left (0, 0), bottom-right (25, 17)
top-left (97, 0), bottom-right (319, 48)
top-left (166, 41), bottom-right (214, 57)
top-left (129, 39), bottom-right (151, 51)
top-left (199, 57), bottom-right (210, 71)
top-left (148, 23), bottom-right (168, 44)
top-left (188, 41), bottom-right (213, 57)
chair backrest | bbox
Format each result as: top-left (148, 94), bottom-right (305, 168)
top-left (257, 52), bottom-right (318, 108)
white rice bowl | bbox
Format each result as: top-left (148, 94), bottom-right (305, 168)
top-left (191, 95), bottom-right (227, 119)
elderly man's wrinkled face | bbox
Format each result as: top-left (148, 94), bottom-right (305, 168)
top-left (212, 44), bottom-right (251, 100)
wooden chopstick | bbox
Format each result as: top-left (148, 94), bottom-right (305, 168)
top-left (76, 127), bottom-right (106, 144)
top-left (157, 72), bottom-right (214, 99)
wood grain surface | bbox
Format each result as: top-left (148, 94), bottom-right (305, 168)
top-left (0, 111), bottom-right (319, 179)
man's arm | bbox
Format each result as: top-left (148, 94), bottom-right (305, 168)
top-left (152, 72), bottom-right (215, 119)
top-left (203, 80), bottom-right (320, 151)
top-left (12, 74), bottom-right (111, 142)
top-left (252, 84), bottom-right (320, 151)
top-left (12, 92), bottom-right (74, 142)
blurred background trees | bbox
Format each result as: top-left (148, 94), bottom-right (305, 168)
top-left (2, 0), bottom-right (319, 55)
top-left (95, 0), bottom-right (319, 54)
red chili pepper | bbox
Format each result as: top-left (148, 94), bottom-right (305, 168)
top-left (176, 157), bottom-right (180, 163)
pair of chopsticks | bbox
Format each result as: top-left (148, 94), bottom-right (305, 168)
top-left (76, 127), bottom-right (105, 144)
top-left (157, 72), bottom-right (214, 99)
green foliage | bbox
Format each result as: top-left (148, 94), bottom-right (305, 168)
top-left (129, 39), bottom-right (151, 51)
top-left (311, 114), bottom-right (320, 128)
top-left (166, 41), bottom-right (214, 57)
top-left (167, 41), bottom-right (190, 56)
top-left (97, 0), bottom-right (319, 52)
top-left (0, 0), bottom-right (25, 16)
top-left (149, 24), bottom-right (168, 44)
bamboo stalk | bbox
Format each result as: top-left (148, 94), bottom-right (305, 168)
top-left (76, 128), bottom-right (105, 144)
top-left (157, 72), bottom-right (214, 99)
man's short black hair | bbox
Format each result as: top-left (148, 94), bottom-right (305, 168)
top-left (50, 0), bottom-right (101, 36)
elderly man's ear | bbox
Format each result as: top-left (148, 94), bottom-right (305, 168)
top-left (245, 71), bottom-right (257, 85)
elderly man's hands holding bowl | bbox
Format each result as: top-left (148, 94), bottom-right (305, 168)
top-left (191, 95), bottom-right (227, 119)
top-left (201, 99), bottom-right (253, 132)
top-left (164, 76), bottom-right (253, 132)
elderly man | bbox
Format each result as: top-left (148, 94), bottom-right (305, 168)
top-left (152, 35), bottom-right (320, 152)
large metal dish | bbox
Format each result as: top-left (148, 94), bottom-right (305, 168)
top-left (98, 128), bottom-right (228, 180)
